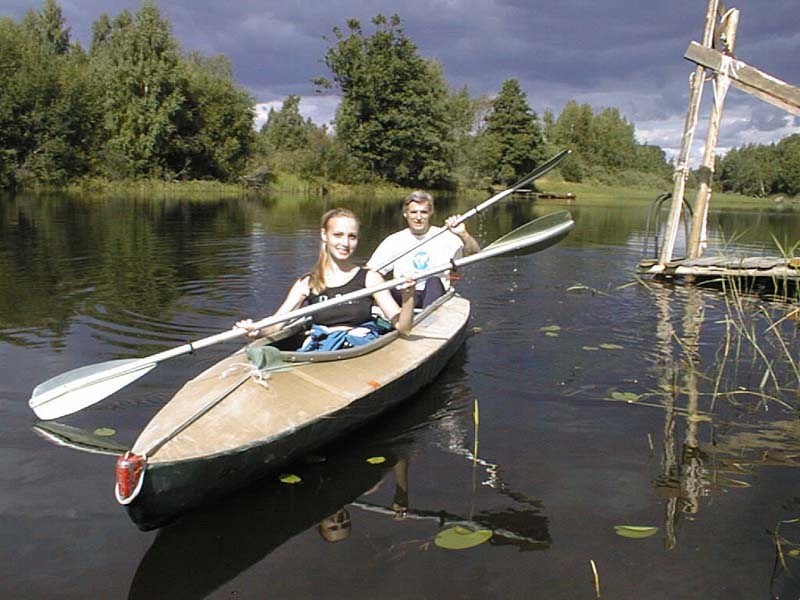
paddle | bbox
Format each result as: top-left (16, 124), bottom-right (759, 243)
top-left (28, 210), bottom-right (574, 420)
top-left (373, 149), bottom-right (571, 272)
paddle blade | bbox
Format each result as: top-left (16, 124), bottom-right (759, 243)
top-left (33, 421), bottom-right (129, 456)
top-left (29, 359), bottom-right (156, 420)
top-left (483, 210), bottom-right (574, 257)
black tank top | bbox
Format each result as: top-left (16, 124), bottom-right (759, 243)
top-left (306, 268), bottom-right (373, 327)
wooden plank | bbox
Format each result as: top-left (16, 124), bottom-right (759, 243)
top-left (638, 256), bottom-right (800, 280)
top-left (657, 0), bottom-right (721, 266)
top-left (684, 42), bottom-right (800, 116)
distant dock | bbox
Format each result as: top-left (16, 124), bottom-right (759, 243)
top-left (513, 189), bottom-right (575, 201)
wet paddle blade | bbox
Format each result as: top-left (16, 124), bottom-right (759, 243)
top-left (483, 210), bottom-right (574, 257)
top-left (29, 359), bottom-right (156, 420)
top-left (33, 421), bottom-right (129, 456)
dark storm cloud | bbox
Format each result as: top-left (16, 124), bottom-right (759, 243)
top-left (4, 0), bottom-right (799, 159)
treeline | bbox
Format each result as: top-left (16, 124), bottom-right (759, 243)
top-left (716, 135), bottom-right (800, 197)
top-left (1, 0), bottom-right (254, 188)
top-left (2, 3), bottom-right (680, 192)
top-left (261, 14), bottom-right (673, 191)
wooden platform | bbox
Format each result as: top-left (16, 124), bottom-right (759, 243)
top-left (638, 256), bottom-right (800, 282)
top-left (513, 189), bottom-right (576, 200)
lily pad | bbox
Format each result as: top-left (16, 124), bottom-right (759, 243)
top-left (610, 392), bottom-right (641, 402)
top-left (435, 526), bottom-right (493, 550)
top-left (614, 525), bottom-right (658, 539)
top-left (582, 346), bottom-right (599, 351)
top-left (93, 427), bottom-right (116, 436)
top-left (788, 549), bottom-right (800, 558)
top-left (545, 332), bottom-right (560, 337)
top-left (540, 325), bottom-right (561, 332)
top-left (366, 456), bottom-right (386, 465)
top-left (279, 473), bottom-right (302, 484)
top-left (599, 343), bottom-right (624, 350)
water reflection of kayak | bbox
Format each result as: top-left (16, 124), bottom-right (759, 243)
top-left (116, 291), bottom-right (470, 530)
top-left (128, 440), bottom-right (406, 600)
top-left (128, 381), bottom-right (550, 600)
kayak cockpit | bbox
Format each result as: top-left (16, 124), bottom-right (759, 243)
top-left (250, 289), bottom-right (455, 364)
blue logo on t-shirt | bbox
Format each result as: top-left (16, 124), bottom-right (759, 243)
top-left (412, 251), bottom-right (430, 271)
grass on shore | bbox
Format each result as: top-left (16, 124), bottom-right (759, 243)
top-left (538, 175), bottom-right (798, 209)
top-left (15, 171), bottom-right (798, 208)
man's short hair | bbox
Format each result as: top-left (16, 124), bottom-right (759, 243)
top-left (403, 190), bottom-right (434, 211)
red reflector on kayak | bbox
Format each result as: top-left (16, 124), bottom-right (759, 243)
top-left (115, 452), bottom-right (146, 505)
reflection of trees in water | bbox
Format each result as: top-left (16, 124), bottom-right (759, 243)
top-left (0, 195), bottom-right (253, 348)
top-left (647, 282), bottom-right (800, 550)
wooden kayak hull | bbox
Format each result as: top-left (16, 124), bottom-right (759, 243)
top-left (120, 292), bottom-right (470, 529)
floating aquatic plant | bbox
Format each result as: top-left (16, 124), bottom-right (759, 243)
top-left (614, 525), bottom-right (658, 539)
top-left (279, 473), bottom-right (302, 484)
top-left (610, 391), bottom-right (641, 403)
top-left (366, 456), bottom-right (386, 464)
top-left (93, 427), bottom-right (116, 436)
top-left (434, 526), bottom-right (492, 550)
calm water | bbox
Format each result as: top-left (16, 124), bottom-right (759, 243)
top-left (0, 191), bottom-right (798, 599)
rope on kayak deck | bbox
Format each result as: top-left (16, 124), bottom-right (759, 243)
top-left (142, 349), bottom-right (303, 458)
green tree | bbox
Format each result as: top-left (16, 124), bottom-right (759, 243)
top-left (591, 107), bottom-right (636, 170)
top-left (91, 1), bottom-right (187, 178)
top-left (542, 108), bottom-right (556, 144)
top-left (717, 144), bottom-right (777, 197)
top-left (316, 14), bottom-right (455, 187)
top-left (0, 4), bottom-right (98, 187)
top-left (260, 95), bottom-right (312, 153)
top-left (180, 53), bottom-right (254, 180)
top-left (548, 101), bottom-right (669, 184)
top-left (1, 1), bottom-right (255, 187)
top-left (447, 85), bottom-right (484, 186)
top-left (775, 134), bottom-right (800, 196)
top-left (550, 100), bottom-right (595, 181)
top-left (476, 78), bottom-right (545, 185)
top-left (254, 95), bottom-right (341, 182)
top-left (22, 0), bottom-right (70, 55)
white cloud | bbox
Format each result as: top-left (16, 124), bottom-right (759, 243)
top-left (253, 95), bottom-right (340, 130)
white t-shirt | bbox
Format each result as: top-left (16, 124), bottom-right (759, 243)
top-left (367, 226), bottom-right (464, 290)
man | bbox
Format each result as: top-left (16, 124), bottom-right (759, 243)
top-left (367, 190), bottom-right (480, 308)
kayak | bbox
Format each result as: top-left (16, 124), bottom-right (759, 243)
top-left (116, 290), bottom-right (470, 529)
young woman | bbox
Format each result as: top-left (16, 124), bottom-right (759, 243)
top-left (236, 208), bottom-right (415, 349)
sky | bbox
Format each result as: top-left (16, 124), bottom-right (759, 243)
top-left (4, 0), bottom-right (799, 165)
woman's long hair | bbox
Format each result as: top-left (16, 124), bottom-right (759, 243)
top-left (309, 208), bottom-right (359, 294)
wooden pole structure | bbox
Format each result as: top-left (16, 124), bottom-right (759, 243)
top-left (684, 42), bottom-right (800, 117)
top-left (656, 0), bottom-right (720, 269)
top-left (687, 8), bottom-right (740, 258)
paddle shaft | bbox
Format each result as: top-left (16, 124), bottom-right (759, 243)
top-left (373, 149), bottom-right (571, 272)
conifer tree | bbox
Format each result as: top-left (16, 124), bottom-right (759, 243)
top-left (477, 78), bottom-right (545, 185)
